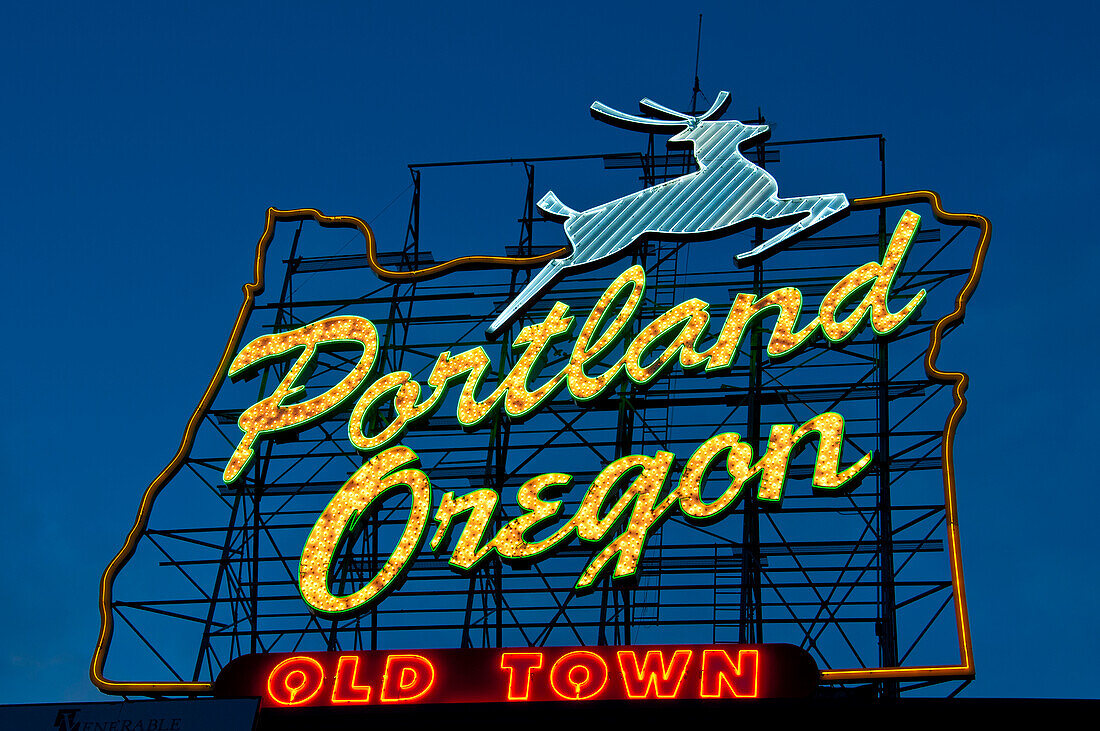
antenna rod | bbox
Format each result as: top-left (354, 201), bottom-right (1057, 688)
top-left (691, 14), bottom-right (703, 114)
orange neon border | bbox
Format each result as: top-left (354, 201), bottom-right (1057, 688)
top-left (92, 192), bottom-right (987, 694)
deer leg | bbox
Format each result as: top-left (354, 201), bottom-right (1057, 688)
top-left (736, 193), bottom-right (849, 262)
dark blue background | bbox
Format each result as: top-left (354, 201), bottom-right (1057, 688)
top-left (0, 0), bottom-right (1095, 701)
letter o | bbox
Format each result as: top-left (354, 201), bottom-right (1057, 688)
top-left (679, 433), bottom-right (754, 518)
top-left (267, 656), bottom-right (325, 706)
top-left (549, 651), bottom-right (609, 700)
top-left (299, 446), bottom-right (432, 616)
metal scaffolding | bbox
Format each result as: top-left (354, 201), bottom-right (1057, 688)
top-left (104, 125), bottom-right (979, 699)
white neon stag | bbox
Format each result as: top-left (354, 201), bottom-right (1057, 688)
top-left (487, 91), bottom-right (849, 337)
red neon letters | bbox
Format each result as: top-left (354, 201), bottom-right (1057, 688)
top-left (617, 649), bottom-right (693, 699)
top-left (266, 655), bottom-right (325, 706)
top-left (548, 651), bottom-right (609, 700)
top-left (331, 655), bottom-right (372, 704)
top-left (238, 644), bottom-right (787, 707)
top-left (700, 649), bottom-right (760, 698)
top-left (380, 654), bottom-right (436, 703)
top-left (500, 652), bottom-right (544, 701)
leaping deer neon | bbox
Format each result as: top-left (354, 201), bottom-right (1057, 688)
top-left (487, 91), bottom-right (848, 338)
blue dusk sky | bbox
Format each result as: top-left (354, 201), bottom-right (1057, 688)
top-left (0, 0), bottom-right (1096, 702)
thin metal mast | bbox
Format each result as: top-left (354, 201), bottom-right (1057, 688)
top-left (691, 14), bottom-right (704, 115)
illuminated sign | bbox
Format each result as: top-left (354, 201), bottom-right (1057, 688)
top-left (255, 211), bottom-right (924, 615)
top-left (93, 91), bottom-right (992, 696)
top-left (213, 644), bottom-right (817, 706)
top-left (221, 209), bottom-right (924, 489)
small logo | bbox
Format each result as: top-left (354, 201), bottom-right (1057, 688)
top-left (53, 709), bottom-right (79, 731)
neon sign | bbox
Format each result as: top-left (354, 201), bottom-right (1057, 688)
top-left (220, 212), bottom-right (922, 615)
top-left (92, 88), bottom-right (992, 696)
top-left (489, 91), bottom-right (850, 335)
top-left (213, 644), bottom-right (817, 706)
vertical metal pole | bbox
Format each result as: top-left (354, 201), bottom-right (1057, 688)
top-left (712, 545), bottom-right (719, 644)
top-left (739, 113), bottom-right (767, 644)
top-left (466, 163), bottom-right (530, 648)
top-left (250, 468), bottom-right (260, 654)
top-left (739, 259), bottom-right (763, 644)
top-left (208, 222), bottom-right (302, 668)
top-left (489, 361), bottom-right (510, 649)
top-left (480, 403), bottom-right (506, 648)
top-left (249, 410), bottom-right (282, 654)
top-left (522, 163), bottom-right (534, 257)
top-left (369, 167), bottom-right (421, 651)
top-left (599, 140), bottom-right (653, 644)
top-left (460, 577), bottom-right (476, 649)
top-left (876, 135), bottom-right (899, 697)
top-left (490, 164), bottom-right (532, 647)
top-left (691, 14), bottom-right (703, 115)
top-left (597, 578), bottom-right (610, 645)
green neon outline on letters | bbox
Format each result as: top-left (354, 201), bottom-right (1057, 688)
top-left (298, 445), bottom-right (430, 618)
top-left (224, 315), bottom-right (378, 484)
top-left (573, 451), bottom-right (676, 590)
top-left (566, 265), bottom-right (645, 403)
top-left (819, 211), bottom-right (927, 345)
top-left (502, 302), bottom-right (576, 420)
top-left (430, 488), bottom-right (502, 572)
top-left (754, 411), bottom-right (873, 505)
top-left (623, 298), bottom-right (712, 387)
top-left (493, 473), bottom-right (577, 563)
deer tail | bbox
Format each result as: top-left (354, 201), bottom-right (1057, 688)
top-left (537, 190), bottom-right (577, 221)
top-left (486, 257), bottom-right (568, 339)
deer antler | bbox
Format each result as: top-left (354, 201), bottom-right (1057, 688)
top-left (593, 91), bottom-right (733, 133)
top-left (697, 91), bottom-right (731, 121)
top-left (638, 98), bottom-right (693, 121)
top-left (590, 101), bottom-right (688, 133)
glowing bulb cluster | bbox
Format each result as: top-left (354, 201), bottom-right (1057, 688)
top-left (820, 210), bottom-right (925, 340)
top-left (566, 265), bottom-right (644, 401)
top-left (490, 474), bottom-right (574, 561)
top-left (224, 316), bottom-right (378, 484)
top-left (624, 299), bottom-right (711, 384)
top-left (676, 434), bottom-right (754, 518)
top-left (224, 214), bottom-right (926, 470)
top-left (754, 412), bottom-right (873, 502)
top-left (298, 446), bottom-right (431, 615)
top-left (430, 488), bottom-right (500, 570)
top-left (214, 216), bottom-right (928, 615)
top-left (300, 411), bottom-right (870, 612)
